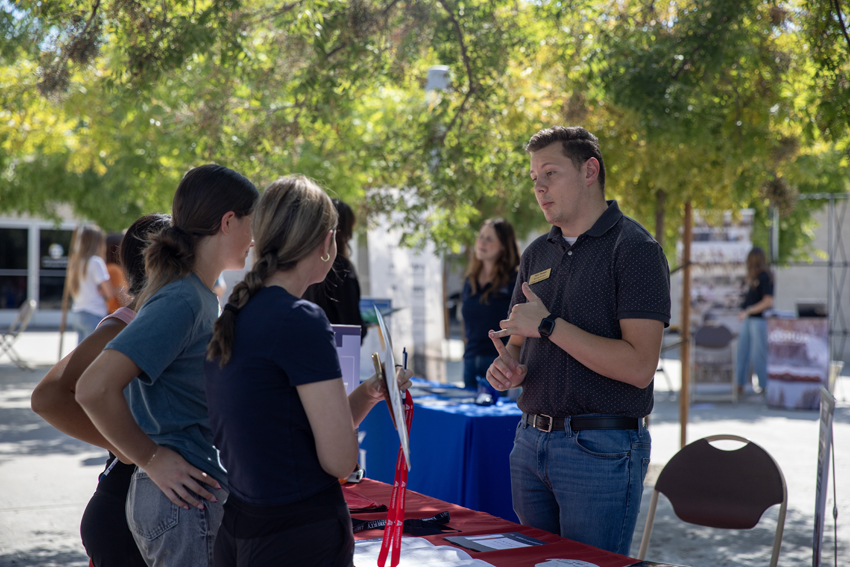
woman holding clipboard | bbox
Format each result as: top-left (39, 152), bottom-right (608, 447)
top-left (205, 175), bottom-right (411, 567)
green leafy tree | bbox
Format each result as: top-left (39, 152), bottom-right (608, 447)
top-left (1, 0), bottom-right (847, 260)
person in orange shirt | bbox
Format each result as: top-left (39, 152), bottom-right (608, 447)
top-left (105, 231), bottom-right (130, 313)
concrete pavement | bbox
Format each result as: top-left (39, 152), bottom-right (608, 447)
top-left (1, 331), bottom-right (848, 566)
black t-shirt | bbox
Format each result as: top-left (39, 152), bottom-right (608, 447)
top-left (205, 286), bottom-right (343, 506)
top-left (510, 201), bottom-right (671, 418)
top-left (741, 271), bottom-right (773, 317)
top-left (461, 274), bottom-right (516, 360)
top-left (303, 256), bottom-right (367, 341)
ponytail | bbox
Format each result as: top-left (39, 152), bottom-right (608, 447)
top-left (135, 225), bottom-right (195, 307)
top-left (120, 213), bottom-right (172, 300)
top-left (135, 164), bottom-right (258, 309)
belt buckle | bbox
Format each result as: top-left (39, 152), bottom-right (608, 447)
top-left (534, 413), bottom-right (554, 433)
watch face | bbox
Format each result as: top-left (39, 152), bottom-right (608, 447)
top-left (539, 317), bottom-right (555, 338)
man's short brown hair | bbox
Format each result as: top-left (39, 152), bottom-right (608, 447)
top-left (525, 126), bottom-right (606, 192)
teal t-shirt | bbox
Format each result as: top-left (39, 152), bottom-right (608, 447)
top-left (107, 273), bottom-right (226, 485)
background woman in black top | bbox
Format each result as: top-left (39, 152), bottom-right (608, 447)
top-left (303, 199), bottom-right (367, 343)
top-left (461, 218), bottom-right (520, 390)
top-left (735, 246), bottom-right (774, 394)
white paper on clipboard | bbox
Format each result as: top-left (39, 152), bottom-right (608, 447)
top-left (375, 306), bottom-right (411, 471)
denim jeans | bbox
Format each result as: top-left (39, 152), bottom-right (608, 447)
top-left (735, 316), bottom-right (768, 390)
top-left (69, 310), bottom-right (103, 342)
top-left (509, 415), bottom-right (651, 555)
top-left (126, 468), bottom-right (228, 567)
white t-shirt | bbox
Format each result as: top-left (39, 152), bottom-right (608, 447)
top-left (72, 256), bottom-right (110, 317)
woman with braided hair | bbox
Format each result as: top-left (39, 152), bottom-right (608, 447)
top-left (77, 164), bottom-right (259, 567)
top-left (204, 175), bottom-right (412, 567)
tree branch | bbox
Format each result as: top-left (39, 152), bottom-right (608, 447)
top-left (252, 1), bottom-right (302, 22)
top-left (833, 0), bottom-right (850, 57)
top-left (435, 0), bottom-right (476, 144)
top-left (325, 0), bottom-right (402, 60)
top-left (51, 0), bottom-right (101, 72)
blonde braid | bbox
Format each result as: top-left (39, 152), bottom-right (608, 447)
top-left (207, 251), bottom-right (279, 367)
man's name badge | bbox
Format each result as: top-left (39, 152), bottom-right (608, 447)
top-left (529, 269), bottom-right (551, 285)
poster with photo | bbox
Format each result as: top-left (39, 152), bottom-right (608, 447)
top-left (677, 209), bottom-right (754, 333)
top-left (767, 318), bottom-right (829, 410)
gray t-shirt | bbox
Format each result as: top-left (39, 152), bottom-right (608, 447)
top-left (107, 273), bottom-right (226, 484)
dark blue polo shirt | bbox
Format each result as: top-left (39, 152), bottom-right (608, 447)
top-left (509, 200), bottom-right (671, 418)
top-left (205, 286), bottom-right (342, 506)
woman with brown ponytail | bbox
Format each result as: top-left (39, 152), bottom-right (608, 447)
top-left (76, 164), bottom-right (259, 567)
top-left (205, 175), bottom-right (412, 567)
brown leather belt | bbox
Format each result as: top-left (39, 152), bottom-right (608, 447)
top-left (522, 413), bottom-right (641, 433)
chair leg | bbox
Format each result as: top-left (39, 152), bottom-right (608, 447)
top-left (5, 347), bottom-right (32, 371)
top-left (637, 490), bottom-right (660, 560)
top-left (770, 500), bottom-right (787, 567)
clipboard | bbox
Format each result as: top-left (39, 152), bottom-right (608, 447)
top-left (373, 306), bottom-right (411, 470)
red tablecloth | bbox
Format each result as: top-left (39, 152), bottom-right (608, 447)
top-left (347, 478), bottom-right (638, 567)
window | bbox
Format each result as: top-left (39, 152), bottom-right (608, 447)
top-left (0, 228), bottom-right (28, 309)
top-left (39, 229), bottom-right (73, 310)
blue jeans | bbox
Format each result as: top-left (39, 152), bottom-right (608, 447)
top-left (126, 468), bottom-right (228, 567)
top-left (69, 310), bottom-right (103, 342)
top-left (463, 355), bottom-right (493, 390)
top-left (509, 415), bottom-right (651, 555)
top-left (735, 317), bottom-right (768, 390)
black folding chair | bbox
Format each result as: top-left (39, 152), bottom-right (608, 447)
top-left (638, 434), bottom-right (787, 567)
top-left (0, 299), bottom-right (37, 370)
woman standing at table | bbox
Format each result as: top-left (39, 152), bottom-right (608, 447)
top-left (77, 164), bottom-right (259, 567)
top-left (461, 218), bottom-right (520, 390)
top-left (303, 198), bottom-right (367, 342)
top-left (205, 175), bottom-right (411, 567)
top-left (736, 246), bottom-right (774, 394)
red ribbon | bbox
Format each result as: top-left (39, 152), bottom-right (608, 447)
top-left (377, 390), bottom-right (414, 567)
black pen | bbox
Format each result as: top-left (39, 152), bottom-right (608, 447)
top-left (402, 347), bottom-right (408, 370)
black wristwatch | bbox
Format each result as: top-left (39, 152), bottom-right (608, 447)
top-left (538, 314), bottom-right (557, 339)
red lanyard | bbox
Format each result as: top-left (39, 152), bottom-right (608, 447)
top-left (377, 390), bottom-right (414, 567)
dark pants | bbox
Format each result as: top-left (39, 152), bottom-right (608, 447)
top-left (214, 483), bottom-right (354, 567)
top-left (463, 355), bottom-right (493, 390)
top-left (80, 458), bottom-right (146, 567)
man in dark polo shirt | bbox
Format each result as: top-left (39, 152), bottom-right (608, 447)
top-left (487, 126), bottom-right (670, 555)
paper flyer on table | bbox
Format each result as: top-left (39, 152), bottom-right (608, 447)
top-left (445, 532), bottom-right (546, 553)
top-left (354, 537), bottom-right (494, 567)
top-left (375, 306), bottom-right (411, 470)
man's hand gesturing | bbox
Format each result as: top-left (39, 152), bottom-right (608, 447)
top-left (486, 331), bottom-right (527, 391)
top-left (490, 283), bottom-right (550, 339)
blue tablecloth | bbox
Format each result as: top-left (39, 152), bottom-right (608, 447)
top-left (358, 382), bottom-right (523, 523)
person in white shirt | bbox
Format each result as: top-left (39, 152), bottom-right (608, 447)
top-left (68, 226), bottom-right (115, 341)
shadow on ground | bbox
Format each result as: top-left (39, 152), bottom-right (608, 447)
top-left (630, 485), bottom-right (845, 566)
top-left (0, 546), bottom-right (88, 567)
top-left (0, 367), bottom-right (97, 462)
top-left (649, 395), bottom-right (850, 426)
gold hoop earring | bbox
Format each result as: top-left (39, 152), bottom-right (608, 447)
top-left (321, 253), bottom-right (330, 262)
